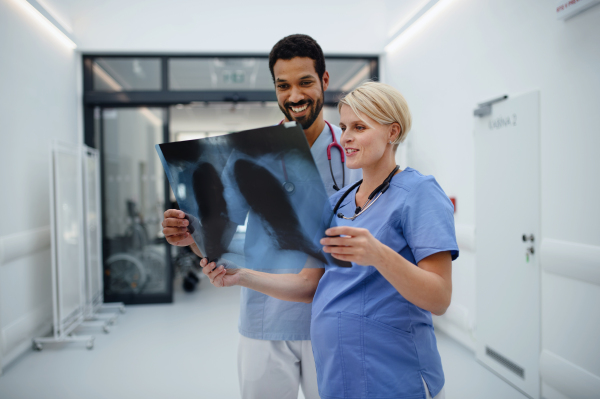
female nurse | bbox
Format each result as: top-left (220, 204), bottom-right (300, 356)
top-left (203, 81), bottom-right (458, 399)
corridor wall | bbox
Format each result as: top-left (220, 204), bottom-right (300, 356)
top-left (384, 1), bottom-right (600, 397)
top-left (0, 0), bottom-right (79, 373)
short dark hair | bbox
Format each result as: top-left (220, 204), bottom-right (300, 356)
top-left (269, 34), bottom-right (326, 83)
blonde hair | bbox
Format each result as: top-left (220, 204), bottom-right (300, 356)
top-left (338, 81), bottom-right (412, 144)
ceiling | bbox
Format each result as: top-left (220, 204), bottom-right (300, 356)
top-left (39, 0), bottom-right (427, 53)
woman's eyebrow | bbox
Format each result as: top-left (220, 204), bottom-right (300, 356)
top-left (352, 119), bottom-right (374, 128)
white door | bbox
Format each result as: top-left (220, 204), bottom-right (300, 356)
top-left (474, 91), bottom-right (540, 398)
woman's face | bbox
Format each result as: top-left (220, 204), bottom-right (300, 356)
top-left (339, 104), bottom-right (396, 170)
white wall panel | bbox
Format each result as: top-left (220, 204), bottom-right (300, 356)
top-left (0, 249), bottom-right (53, 369)
top-left (0, 0), bottom-right (78, 373)
top-left (433, 226), bottom-right (477, 352)
top-left (542, 383), bottom-right (574, 399)
top-left (540, 238), bottom-right (600, 394)
top-left (541, 272), bottom-right (600, 377)
top-left (0, 227), bottom-right (50, 266)
top-left (455, 223), bottom-right (475, 252)
top-left (384, 1), bottom-right (600, 397)
top-left (540, 349), bottom-right (600, 399)
top-left (2, 304), bottom-right (52, 363)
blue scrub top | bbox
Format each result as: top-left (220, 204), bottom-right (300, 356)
top-left (311, 168), bottom-right (459, 399)
top-left (237, 123), bottom-right (362, 340)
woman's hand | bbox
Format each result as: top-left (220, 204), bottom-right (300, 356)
top-left (322, 227), bottom-right (452, 314)
top-left (200, 258), bottom-right (241, 288)
top-left (320, 226), bottom-right (386, 266)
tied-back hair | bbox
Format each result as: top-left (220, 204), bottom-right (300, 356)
top-left (338, 81), bottom-right (412, 144)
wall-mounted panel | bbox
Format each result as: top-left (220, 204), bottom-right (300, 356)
top-left (474, 91), bottom-right (540, 399)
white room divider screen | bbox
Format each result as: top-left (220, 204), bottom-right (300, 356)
top-left (33, 142), bottom-right (94, 350)
top-left (81, 147), bottom-right (124, 330)
top-left (83, 147), bottom-right (103, 314)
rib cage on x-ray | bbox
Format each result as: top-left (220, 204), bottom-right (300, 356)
top-left (232, 159), bottom-right (326, 263)
top-left (156, 123), bottom-right (349, 270)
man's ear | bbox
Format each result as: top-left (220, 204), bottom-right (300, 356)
top-left (322, 71), bottom-right (330, 92)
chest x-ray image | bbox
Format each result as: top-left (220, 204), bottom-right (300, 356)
top-left (156, 122), bottom-right (348, 271)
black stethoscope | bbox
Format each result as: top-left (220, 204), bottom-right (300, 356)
top-left (333, 165), bottom-right (399, 221)
top-left (279, 120), bottom-right (345, 194)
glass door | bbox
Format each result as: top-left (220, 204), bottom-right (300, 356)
top-left (98, 106), bottom-right (172, 304)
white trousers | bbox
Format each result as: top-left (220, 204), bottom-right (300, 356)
top-left (238, 335), bottom-right (320, 399)
top-left (237, 335), bottom-right (445, 399)
top-left (423, 377), bottom-right (446, 399)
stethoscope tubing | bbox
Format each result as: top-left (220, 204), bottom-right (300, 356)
top-left (279, 119), bottom-right (346, 191)
top-left (333, 165), bottom-right (400, 220)
top-left (324, 121), bottom-right (345, 190)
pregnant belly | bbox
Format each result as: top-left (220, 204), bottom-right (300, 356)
top-left (311, 311), bottom-right (424, 398)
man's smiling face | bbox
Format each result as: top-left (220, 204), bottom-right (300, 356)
top-left (273, 57), bottom-right (329, 130)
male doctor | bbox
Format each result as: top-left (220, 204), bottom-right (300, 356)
top-left (161, 34), bottom-right (360, 399)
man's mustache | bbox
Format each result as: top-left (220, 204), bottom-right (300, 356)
top-left (285, 100), bottom-right (312, 109)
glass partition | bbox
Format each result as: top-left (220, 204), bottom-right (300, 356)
top-left (85, 55), bottom-right (378, 106)
top-left (99, 107), bottom-right (171, 303)
top-left (168, 57), bottom-right (375, 92)
top-left (93, 58), bottom-right (161, 91)
top-left (326, 59), bottom-right (374, 91)
top-left (169, 58), bottom-right (273, 91)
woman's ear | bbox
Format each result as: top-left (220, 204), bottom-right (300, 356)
top-left (389, 123), bottom-right (402, 143)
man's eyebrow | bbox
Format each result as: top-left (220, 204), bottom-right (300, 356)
top-left (300, 75), bottom-right (315, 80)
top-left (276, 78), bottom-right (288, 82)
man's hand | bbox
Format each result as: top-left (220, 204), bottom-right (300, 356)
top-left (162, 209), bottom-right (195, 247)
top-left (200, 258), bottom-right (241, 288)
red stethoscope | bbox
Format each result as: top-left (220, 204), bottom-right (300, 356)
top-left (279, 120), bottom-right (345, 193)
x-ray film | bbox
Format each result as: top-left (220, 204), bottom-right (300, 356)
top-left (156, 122), bottom-right (350, 270)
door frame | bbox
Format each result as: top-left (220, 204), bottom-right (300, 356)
top-left (83, 53), bottom-right (380, 304)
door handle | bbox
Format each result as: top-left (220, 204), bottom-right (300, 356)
top-left (525, 245), bottom-right (535, 262)
top-left (522, 234), bottom-right (534, 242)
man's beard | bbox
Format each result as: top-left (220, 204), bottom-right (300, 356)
top-left (279, 94), bottom-right (324, 130)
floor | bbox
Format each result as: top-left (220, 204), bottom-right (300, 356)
top-left (0, 277), bottom-right (527, 399)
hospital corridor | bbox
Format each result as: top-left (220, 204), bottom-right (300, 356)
top-left (0, 1), bottom-right (599, 399)
top-left (0, 282), bottom-right (531, 399)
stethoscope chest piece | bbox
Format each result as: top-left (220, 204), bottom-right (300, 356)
top-left (282, 181), bottom-right (295, 194)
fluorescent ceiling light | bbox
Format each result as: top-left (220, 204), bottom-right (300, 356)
top-left (35, 0), bottom-right (72, 33)
top-left (387, 0), bottom-right (430, 38)
top-left (94, 65), bottom-right (123, 91)
top-left (139, 108), bottom-right (164, 127)
top-left (95, 64), bottom-right (162, 127)
top-left (13, 0), bottom-right (76, 49)
top-left (385, 0), bottom-right (456, 54)
top-left (341, 65), bottom-right (371, 92)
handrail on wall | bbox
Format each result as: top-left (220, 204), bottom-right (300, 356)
top-left (0, 227), bottom-right (51, 266)
top-left (541, 238), bottom-right (600, 286)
